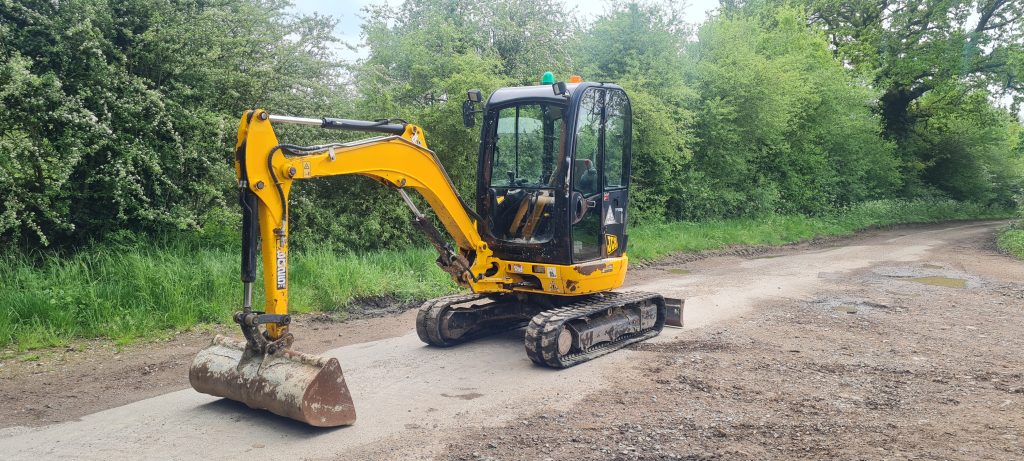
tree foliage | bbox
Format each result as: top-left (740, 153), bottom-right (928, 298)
top-left (0, 0), bottom-right (1020, 253)
top-left (721, 0), bottom-right (1023, 203)
top-left (577, 3), bottom-right (694, 221)
top-left (0, 0), bottom-right (343, 248)
top-left (906, 84), bottom-right (1023, 205)
top-left (682, 8), bottom-right (900, 218)
top-left (733, 0), bottom-right (1024, 138)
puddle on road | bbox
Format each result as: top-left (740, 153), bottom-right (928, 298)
top-left (441, 392), bottom-right (484, 401)
top-left (909, 276), bottom-right (966, 288)
top-left (666, 268), bottom-right (691, 275)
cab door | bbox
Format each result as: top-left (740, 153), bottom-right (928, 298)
top-left (600, 89), bottom-right (631, 259)
top-left (569, 86), bottom-right (632, 263)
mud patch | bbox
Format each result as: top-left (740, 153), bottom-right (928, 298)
top-left (909, 276), bottom-right (966, 288)
top-left (872, 264), bottom-right (974, 290)
top-left (307, 312), bottom-right (344, 323)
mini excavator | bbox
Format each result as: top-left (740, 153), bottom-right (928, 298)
top-left (189, 77), bottom-right (684, 427)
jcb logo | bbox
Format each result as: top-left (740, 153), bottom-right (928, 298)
top-left (276, 250), bottom-right (287, 289)
top-left (606, 234), bottom-right (619, 255)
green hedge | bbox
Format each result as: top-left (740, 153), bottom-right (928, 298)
top-left (997, 222), bottom-right (1024, 260)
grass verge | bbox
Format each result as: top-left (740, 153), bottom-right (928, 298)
top-left (997, 221), bottom-right (1024, 260)
top-left (629, 198), bottom-right (1012, 261)
top-left (1, 246), bottom-right (456, 350)
top-left (1, 199), bottom-right (1012, 350)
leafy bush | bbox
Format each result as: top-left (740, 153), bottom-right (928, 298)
top-left (998, 222), bottom-right (1024, 260)
top-left (0, 0), bottom-right (342, 249)
top-left (2, 0), bottom-right (1020, 254)
top-left (680, 9), bottom-right (901, 219)
top-left (904, 85), bottom-right (1024, 207)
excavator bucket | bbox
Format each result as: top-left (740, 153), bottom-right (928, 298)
top-left (189, 335), bottom-right (356, 427)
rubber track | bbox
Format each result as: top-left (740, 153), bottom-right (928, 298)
top-left (524, 291), bottom-right (666, 368)
top-left (416, 293), bottom-right (487, 347)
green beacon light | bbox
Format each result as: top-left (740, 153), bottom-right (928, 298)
top-left (540, 71), bottom-right (555, 85)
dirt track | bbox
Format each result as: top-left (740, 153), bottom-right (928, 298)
top-left (1, 221), bottom-right (1022, 460)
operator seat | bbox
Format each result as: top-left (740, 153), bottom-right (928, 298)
top-left (573, 158), bottom-right (599, 194)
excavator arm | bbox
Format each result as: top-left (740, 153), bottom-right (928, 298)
top-left (234, 110), bottom-right (504, 348)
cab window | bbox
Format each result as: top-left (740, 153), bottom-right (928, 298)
top-left (486, 102), bottom-right (565, 244)
top-left (604, 90), bottom-right (629, 189)
top-left (571, 88), bottom-right (603, 261)
top-left (573, 90), bottom-right (601, 196)
top-left (491, 104), bottom-right (563, 188)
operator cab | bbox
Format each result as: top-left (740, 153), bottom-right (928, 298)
top-left (469, 77), bottom-right (632, 266)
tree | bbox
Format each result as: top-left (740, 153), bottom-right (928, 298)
top-left (577, 2), bottom-right (694, 220)
top-left (0, 0), bottom-right (344, 248)
top-left (298, 0), bottom-right (583, 251)
top-left (682, 7), bottom-right (900, 218)
top-left (800, 0), bottom-right (1024, 139)
top-left (360, 0), bottom-right (579, 87)
top-left (721, 0), bottom-right (1023, 203)
top-left (905, 84), bottom-right (1023, 205)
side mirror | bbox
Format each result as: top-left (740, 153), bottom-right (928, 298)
top-left (552, 81), bottom-right (568, 97)
top-left (462, 100), bottom-right (476, 128)
top-left (463, 89), bottom-right (484, 128)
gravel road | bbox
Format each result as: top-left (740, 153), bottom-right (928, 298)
top-left (1, 221), bottom-right (1020, 460)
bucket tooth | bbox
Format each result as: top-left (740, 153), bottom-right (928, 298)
top-left (189, 335), bottom-right (356, 427)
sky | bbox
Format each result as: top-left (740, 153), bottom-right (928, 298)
top-left (290, 0), bottom-right (721, 61)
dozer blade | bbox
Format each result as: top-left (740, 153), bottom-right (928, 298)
top-left (189, 335), bottom-right (356, 427)
top-left (664, 298), bottom-right (685, 328)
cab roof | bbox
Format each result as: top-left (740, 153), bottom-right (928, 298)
top-left (486, 82), bottom-right (620, 107)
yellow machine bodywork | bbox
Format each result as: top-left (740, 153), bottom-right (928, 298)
top-left (236, 109), bottom-right (629, 343)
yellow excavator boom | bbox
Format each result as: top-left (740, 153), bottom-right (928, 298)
top-left (236, 110), bottom-right (505, 336)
